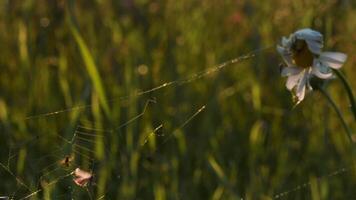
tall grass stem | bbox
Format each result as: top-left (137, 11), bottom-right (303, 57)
top-left (318, 86), bottom-right (353, 144)
top-left (333, 69), bottom-right (356, 121)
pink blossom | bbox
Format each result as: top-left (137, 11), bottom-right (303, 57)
top-left (73, 168), bottom-right (92, 187)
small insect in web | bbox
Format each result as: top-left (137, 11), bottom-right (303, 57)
top-left (12, 137), bottom-right (99, 199)
top-left (59, 154), bottom-right (75, 168)
top-left (34, 156), bottom-right (81, 195)
top-left (22, 125), bottom-right (104, 197)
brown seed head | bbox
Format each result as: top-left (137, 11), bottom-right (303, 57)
top-left (291, 39), bottom-right (314, 68)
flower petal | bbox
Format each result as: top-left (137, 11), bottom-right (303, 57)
top-left (295, 28), bottom-right (323, 43)
top-left (74, 168), bottom-right (92, 179)
top-left (282, 36), bottom-right (292, 48)
top-left (294, 28), bottom-right (323, 54)
top-left (73, 168), bottom-right (92, 187)
top-left (311, 59), bottom-right (333, 79)
top-left (281, 66), bottom-right (303, 77)
top-left (295, 70), bottom-right (308, 103)
top-left (319, 52), bottom-right (347, 69)
top-left (277, 46), bottom-right (294, 66)
top-left (305, 40), bottom-right (323, 55)
top-left (312, 65), bottom-right (333, 79)
top-left (286, 74), bottom-right (302, 90)
top-left (276, 45), bottom-right (286, 55)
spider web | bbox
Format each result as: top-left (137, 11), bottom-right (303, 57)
top-left (1, 47), bottom-right (263, 199)
top-left (1, 96), bottom-right (165, 198)
top-left (1, 46), bottom-right (353, 199)
top-left (1, 97), bottom-right (208, 199)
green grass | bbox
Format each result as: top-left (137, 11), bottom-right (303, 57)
top-left (0, 0), bottom-right (355, 199)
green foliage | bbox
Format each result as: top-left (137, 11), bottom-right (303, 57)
top-left (0, 0), bottom-right (355, 199)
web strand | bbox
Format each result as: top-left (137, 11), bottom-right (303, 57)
top-left (0, 163), bottom-right (31, 193)
top-left (116, 98), bottom-right (156, 130)
top-left (19, 171), bottom-right (74, 200)
top-left (141, 124), bottom-right (164, 146)
top-left (13, 125), bottom-right (102, 199)
top-left (9, 46), bottom-right (280, 199)
top-left (162, 105), bottom-right (206, 144)
top-left (272, 165), bottom-right (352, 199)
top-left (25, 46), bottom-right (272, 120)
top-left (97, 104), bottom-right (206, 199)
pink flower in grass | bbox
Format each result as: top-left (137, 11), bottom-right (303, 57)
top-left (73, 168), bottom-right (93, 187)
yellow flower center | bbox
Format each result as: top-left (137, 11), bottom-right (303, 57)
top-left (291, 39), bottom-right (314, 68)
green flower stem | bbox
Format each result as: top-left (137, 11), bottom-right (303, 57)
top-left (317, 86), bottom-right (353, 144)
top-left (332, 69), bottom-right (356, 121)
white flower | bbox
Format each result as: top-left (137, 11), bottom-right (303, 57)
top-left (277, 28), bottom-right (347, 104)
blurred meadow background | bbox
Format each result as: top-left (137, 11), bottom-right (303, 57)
top-left (1, 0), bottom-right (356, 199)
